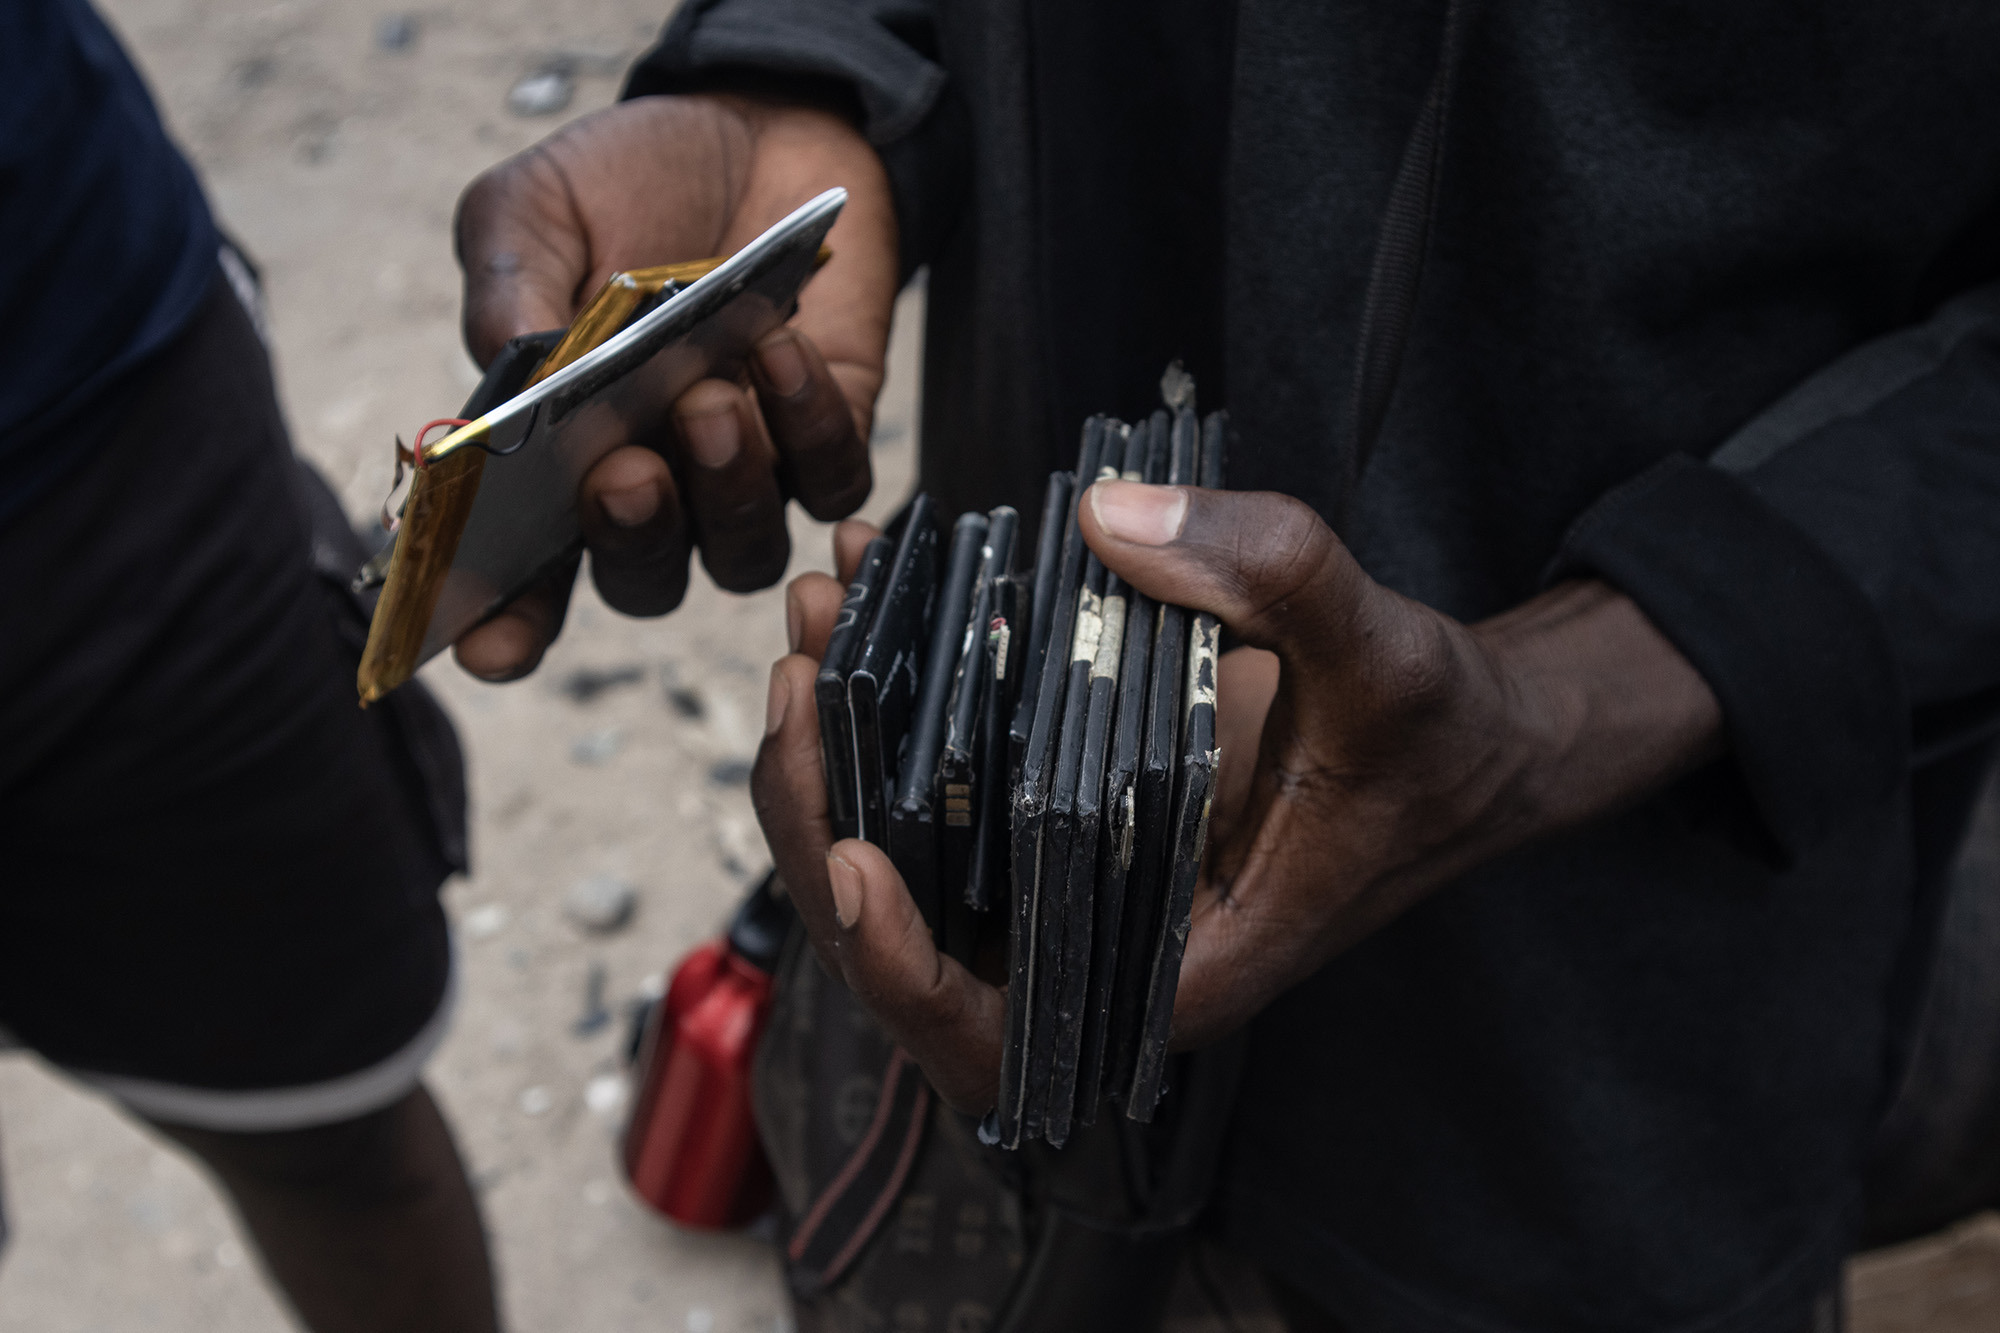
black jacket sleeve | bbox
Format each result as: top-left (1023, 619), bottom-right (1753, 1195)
top-left (622, 0), bottom-right (970, 280)
top-left (1550, 282), bottom-right (2000, 863)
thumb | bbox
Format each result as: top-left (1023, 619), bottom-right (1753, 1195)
top-left (1080, 481), bottom-right (1370, 660)
top-left (455, 147), bottom-right (592, 367)
top-left (824, 840), bottom-right (1006, 1113)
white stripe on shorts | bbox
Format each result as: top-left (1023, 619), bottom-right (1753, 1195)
top-left (63, 958), bottom-right (456, 1133)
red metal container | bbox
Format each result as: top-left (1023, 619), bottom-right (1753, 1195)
top-left (622, 879), bottom-right (790, 1228)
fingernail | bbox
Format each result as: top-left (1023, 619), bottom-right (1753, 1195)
top-left (679, 406), bottom-right (740, 469)
top-left (1091, 480), bottom-right (1187, 546)
top-left (827, 851), bottom-right (863, 930)
top-left (764, 665), bottom-right (790, 736)
top-left (756, 333), bottom-right (810, 397)
top-left (599, 483), bottom-right (657, 529)
top-left (786, 598), bottom-right (804, 655)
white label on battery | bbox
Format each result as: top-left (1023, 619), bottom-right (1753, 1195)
top-left (1071, 587), bottom-right (1103, 666)
top-left (1187, 614), bottom-right (1220, 711)
top-left (1092, 595), bottom-right (1126, 681)
top-left (1120, 784), bottom-right (1136, 868)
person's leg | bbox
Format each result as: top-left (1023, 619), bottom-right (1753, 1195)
top-left (153, 1085), bottom-right (498, 1333)
top-left (0, 274), bottom-right (492, 1324)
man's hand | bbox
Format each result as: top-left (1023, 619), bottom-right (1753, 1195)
top-left (450, 93), bottom-right (899, 680)
top-left (753, 487), bottom-right (1724, 1112)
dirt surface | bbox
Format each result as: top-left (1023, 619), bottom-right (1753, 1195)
top-left (0, 2), bottom-right (1994, 1329)
top-left (0, 3), bottom-right (912, 1329)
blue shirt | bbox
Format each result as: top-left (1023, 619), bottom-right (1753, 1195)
top-left (0, 0), bottom-right (218, 523)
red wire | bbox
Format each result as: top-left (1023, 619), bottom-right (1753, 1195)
top-left (383, 418), bottom-right (473, 533)
top-left (411, 418), bottom-right (471, 469)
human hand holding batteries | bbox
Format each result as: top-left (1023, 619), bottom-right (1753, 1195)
top-left (451, 93), bottom-right (898, 679)
top-left (756, 487), bottom-right (1723, 1110)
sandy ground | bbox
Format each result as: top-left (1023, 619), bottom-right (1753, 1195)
top-left (0, 1), bottom-right (1996, 1329)
top-left (0, 2), bottom-right (909, 1329)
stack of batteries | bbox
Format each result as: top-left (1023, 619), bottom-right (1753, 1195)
top-left (815, 387), bottom-right (1226, 1151)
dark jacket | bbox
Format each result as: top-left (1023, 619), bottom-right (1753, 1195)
top-left (632, 4), bottom-right (2000, 1330)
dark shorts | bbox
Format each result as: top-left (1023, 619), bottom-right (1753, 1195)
top-left (0, 271), bottom-right (467, 1131)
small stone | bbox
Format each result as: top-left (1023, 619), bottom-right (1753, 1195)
top-left (464, 903), bottom-right (509, 940)
top-left (585, 1073), bottom-right (627, 1115)
top-left (233, 55), bottom-right (275, 89)
top-left (560, 663), bottom-right (644, 703)
top-left (570, 727), bottom-right (624, 765)
top-left (623, 996), bottom-right (658, 1066)
top-left (507, 68), bottom-right (574, 117)
top-left (374, 14), bottom-right (417, 50)
top-left (519, 1086), bottom-right (554, 1116)
top-left (573, 961), bottom-right (612, 1035)
top-left (565, 875), bottom-right (636, 933)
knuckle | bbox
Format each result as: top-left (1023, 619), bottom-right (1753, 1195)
top-left (454, 168), bottom-right (503, 230)
top-left (691, 488), bottom-right (788, 552)
top-left (678, 378), bottom-right (743, 417)
top-left (454, 155), bottom-right (538, 240)
top-left (853, 911), bottom-right (956, 1025)
top-left (774, 397), bottom-right (861, 460)
top-left (1228, 496), bottom-right (1344, 633)
top-left (697, 491), bottom-right (782, 539)
top-left (909, 958), bottom-right (963, 1031)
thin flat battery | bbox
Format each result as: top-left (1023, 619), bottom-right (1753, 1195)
top-left (1108, 406), bottom-right (1198, 1108)
top-left (970, 570), bottom-right (1029, 917)
top-left (1000, 420), bottom-right (1103, 1148)
top-left (890, 510), bottom-right (989, 941)
top-left (939, 507), bottom-right (1019, 915)
top-left (1128, 410), bottom-right (1227, 1122)
top-left (849, 494), bottom-right (939, 847)
top-left (1074, 412), bottom-right (1162, 1124)
top-left (816, 533), bottom-right (896, 843)
top-left (1043, 423), bottom-right (1131, 1146)
top-left (1007, 472), bottom-right (1074, 784)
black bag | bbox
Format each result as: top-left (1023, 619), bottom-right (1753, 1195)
top-left (752, 924), bottom-right (1247, 1333)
